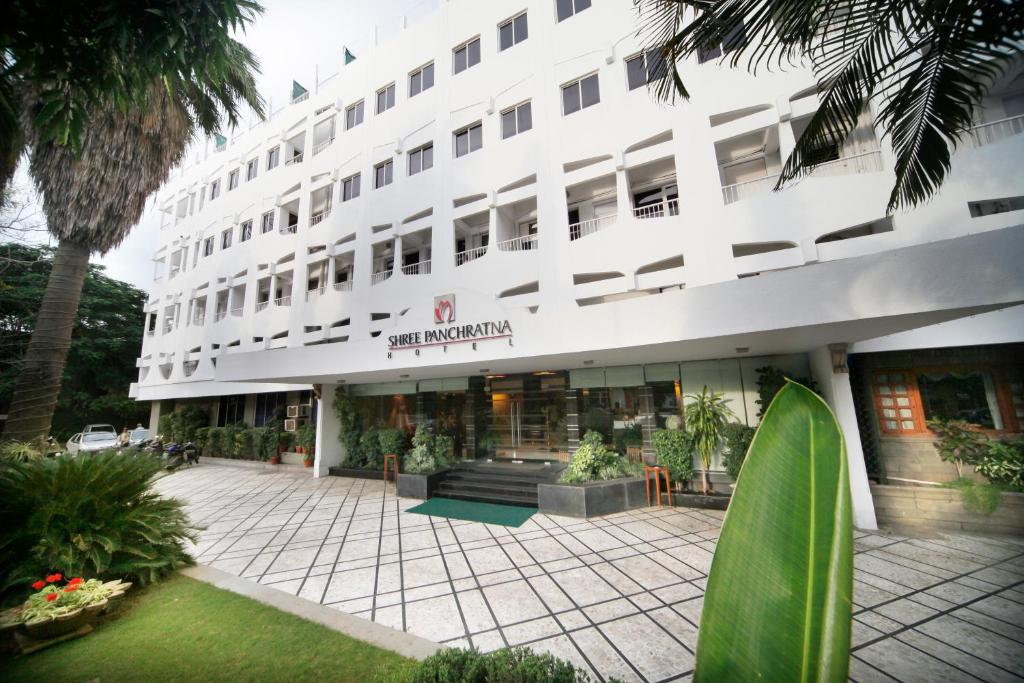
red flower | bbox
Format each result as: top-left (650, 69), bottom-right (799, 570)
top-left (69, 577), bottom-right (83, 585)
top-left (64, 584), bottom-right (79, 593)
top-left (31, 580), bottom-right (45, 590)
top-left (45, 593), bottom-right (58, 602)
top-left (45, 573), bottom-right (62, 583)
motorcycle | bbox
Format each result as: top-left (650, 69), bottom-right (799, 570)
top-left (162, 441), bottom-right (199, 470)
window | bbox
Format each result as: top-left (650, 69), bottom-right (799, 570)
top-left (374, 160), bottom-right (393, 188)
top-left (246, 159), bottom-right (258, 181)
top-left (453, 37), bottom-right (481, 74)
top-left (267, 146), bottom-right (280, 170)
top-left (217, 394), bottom-right (246, 427)
top-left (203, 237), bottom-right (215, 256)
top-left (562, 73), bottom-right (600, 115)
top-left (260, 211), bottom-right (275, 234)
top-left (408, 143), bottom-right (434, 175)
top-left (556, 0), bottom-right (591, 22)
top-left (409, 63), bottom-right (435, 97)
top-left (498, 12), bottom-right (528, 51)
top-left (698, 20), bottom-right (746, 63)
top-left (501, 101), bottom-right (533, 139)
top-left (209, 179), bottom-right (221, 200)
top-left (376, 83), bottom-right (396, 114)
top-left (342, 173), bottom-right (361, 201)
top-left (239, 219), bottom-right (253, 242)
top-left (345, 100), bottom-right (364, 129)
top-left (453, 122), bottom-right (483, 158)
top-left (626, 48), bottom-right (667, 91)
top-left (221, 228), bottom-right (233, 249)
top-left (228, 169), bottom-right (239, 190)
top-left (254, 392), bottom-right (287, 427)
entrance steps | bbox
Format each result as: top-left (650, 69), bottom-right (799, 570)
top-left (435, 461), bottom-right (563, 508)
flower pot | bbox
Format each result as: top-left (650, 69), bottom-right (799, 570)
top-left (269, 455), bottom-right (281, 465)
top-left (25, 607), bottom-right (88, 640)
top-left (303, 459), bottom-right (314, 468)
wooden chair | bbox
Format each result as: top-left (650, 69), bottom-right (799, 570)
top-left (383, 453), bottom-right (399, 484)
top-left (643, 465), bottom-right (672, 507)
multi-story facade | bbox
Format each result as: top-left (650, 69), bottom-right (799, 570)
top-left (132, 0), bottom-right (1024, 529)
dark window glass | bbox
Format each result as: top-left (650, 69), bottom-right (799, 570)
top-left (698, 43), bottom-right (722, 63)
top-left (580, 74), bottom-right (600, 108)
top-left (501, 109), bottom-right (517, 139)
top-left (918, 371), bottom-right (999, 429)
top-left (468, 38), bottom-right (481, 67)
top-left (514, 13), bottom-right (528, 42)
top-left (422, 63), bottom-right (434, 90)
top-left (343, 174), bottom-right (361, 200)
top-left (254, 392), bottom-right (287, 427)
top-left (267, 147), bottom-right (279, 170)
top-left (562, 81), bottom-right (581, 114)
top-left (517, 102), bottom-right (532, 133)
top-left (626, 54), bottom-right (647, 91)
top-left (240, 221), bottom-right (252, 242)
top-left (454, 46), bottom-right (467, 74)
top-left (261, 212), bottom-right (274, 233)
top-left (499, 21), bottom-right (513, 51)
top-left (346, 101), bottom-right (364, 129)
top-left (723, 20), bottom-right (746, 53)
top-left (218, 395), bottom-right (246, 427)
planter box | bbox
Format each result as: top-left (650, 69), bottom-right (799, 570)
top-left (871, 484), bottom-right (1024, 536)
top-left (397, 469), bottom-right (450, 499)
top-left (202, 456), bottom-right (301, 471)
top-left (673, 491), bottom-right (730, 511)
top-left (280, 452), bottom-right (305, 466)
top-left (538, 477), bottom-right (648, 518)
top-left (327, 466), bottom-right (385, 480)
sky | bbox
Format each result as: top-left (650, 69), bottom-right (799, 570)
top-left (10, 0), bottom-right (436, 290)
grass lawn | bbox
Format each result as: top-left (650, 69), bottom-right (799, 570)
top-left (2, 574), bottom-right (418, 683)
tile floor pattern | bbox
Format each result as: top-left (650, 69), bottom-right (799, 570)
top-left (154, 465), bottom-right (1024, 683)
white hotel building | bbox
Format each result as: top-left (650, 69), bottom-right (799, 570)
top-left (132, 0), bottom-right (1024, 529)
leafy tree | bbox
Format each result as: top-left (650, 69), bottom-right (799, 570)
top-left (0, 243), bottom-right (148, 440)
top-left (1, 2), bottom-right (264, 442)
top-left (634, 0), bottom-right (1024, 210)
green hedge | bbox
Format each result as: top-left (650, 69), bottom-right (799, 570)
top-left (411, 647), bottom-right (592, 683)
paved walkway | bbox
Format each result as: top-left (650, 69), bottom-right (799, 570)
top-left (154, 464), bottom-right (1024, 683)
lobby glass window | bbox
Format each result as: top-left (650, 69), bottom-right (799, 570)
top-left (453, 37), bottom-right (481, 74)
top-left (499, 12), bottom-right (528, 51)
top-left (239, 219), bottom-right (253, 242)
top-left (698, 20), bottom-right (746, 63)
top-left (408, 143), bottom-right (434, 175)
top-left (228, 169), bottom-right (239, 190)
top-left (376, 83), bottom-right (396, 114)
top-left (345, 100), bottom-right (364, 129)
top-left (209, 179), bottom-right (221, 200)
top-left (374, 160), bottom-right (393, 189)
top-left (203, 237), bottom-right (214, 256)
top-left (556, 0), bottom-right (591, 22)
top-left (409, 62), bottom-right (435, 97)
top-left (221, 228), bottom-right (232, 249)
top-left (626, 48), bottom-right (667, 91)
top-left (342, 173), bottom-right (361, 201)
top-left (254, 392), bottom-right (287, 427)
top-left (246, 158), bottom-right (258, 181)
top-left (562, 73), bottom-right (600, 115)
top-left (577, 386), bottom-right (641, 449)
top-left (918, 370), bottom-right (1003, 430)
top-left (266, 146), bottom-right (280, 170)
top-left (453, 122), bottom-right (483, 158)
top-left (651, 381), bottom-right (683, 429)
top-left (501, 101), bottom-right (533, 139)
top-left (217, 394), bottom-right (245, 426)
top-left (260, 211), bottom-right (275, 234)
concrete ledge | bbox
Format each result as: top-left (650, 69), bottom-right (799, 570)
top-left (181, 564), bottom-right (443, 661)
top-left (871, 484), bottom-right (1024, 537)
top-left (397, 469), bottom-right (449, 499)
top-left (201, 456), bottom-right (303, 471)
top-left (538, 477), bottom-right (648, 518)
top-left (329, 466), bottom-right (385, 480)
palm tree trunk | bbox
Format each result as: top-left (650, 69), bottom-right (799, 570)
top-left (2, 239), bottom-right (90, 442)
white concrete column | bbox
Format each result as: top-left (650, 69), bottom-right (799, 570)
top-left (809, 345), bottom-right (878, 530)
top-left (778, 119), bottom-right (797, 163)
top-left (314, 383), bottom-right (343, 477)
top-left (147, 401), bottom-right (162, 433)
top-left (614, 154), bottom-right (631, 216)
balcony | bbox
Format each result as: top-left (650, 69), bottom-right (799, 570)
top-left (192, 312), bottom-right (206, 326)
top-left (313, 137), bottom-right (335, 156)
top-left (569, 214), bottom-right (617, 241)
top-left (371, 269), bottom-right (393, 285)
top-left (214, 309), bottom-right (228, 322)
top-left (230, 306), bottom-right (244, 317)
top-left (255, 300), bottom-right (270, 313)
top-left (310, 208), bottom-right (331, 226)
top-left (963, 114), bottom-right (1024, 150)
top-left (291, 91), bottom-right (309, 104)
top-left (497, 234), bottom-right (538, 252)
top-left (633, 199), bottom-right (678, 220)
top-left (183, 360), bottom-right (199, 377)
top-left (305, 286), bottom-right (327, 302)
top-left (285, 151), bottom-right (304, 166)
top-left (274, 295), bottom-right (292, 307)
top-left (279, 224), bottom-right (298, 235)
top-left (333, 280), bottom-right (353, 292)
top-left (721, 174), bottom-right (781, 205)
top-left (807, 149), bottom-right (883, 178)
top-left (401, 260), bottom-right (431, 275)
top-left (455, 245), bottom-right (487, 266)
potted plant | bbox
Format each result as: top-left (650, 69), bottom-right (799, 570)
top-left (684, 385), bottom-right (735, 494)
top-left (3, 574), bottom-right (132, 643)
top-left (297, 424), bottom-right (316, 467)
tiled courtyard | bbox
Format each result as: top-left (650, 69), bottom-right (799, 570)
top-left (155, 464), bottom-right (1024, 682)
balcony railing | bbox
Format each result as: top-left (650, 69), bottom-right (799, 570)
top-left (633, 199), bottom-right (679, 220)
top-left (721, 173), bottom-right (781, 205)
top-left (274, 295), bottom-right (292, 307)
top-left (963, 114), bottom-right (1024, 150)
top-left (285, 152), bottom-right (304, 166)
top-left (371, 270), bottom-right (393, 285)
top-left (313, 138), bottom-right (335, 155)
top-left (569, 214), bottom-right (617, 241)
top-left (455, 245), bottom-right (487, 266)
top-left (333, 280), bottom-right (353, 292)
top-left (291, 92), bottom-right (309, 104)
top-left (255, 300), bottom-right (270, 312)
top-left (497, 234), bottom-right (539, 252)
top-left (808, 149), bottom-right (883, 178)
top-left (280, 223), bottom-right (298, 235)
top-left (305, 286), bottom-right (327, 302)
top-left (310, 208), bottom-right (331, 226)
top-left (214, 309), bottom-right (228, 322)
top-left (192, 313), bottom-right (206, 326)
top-left (401, 260), bottom-right (431, 275)
top-left (230, 306), bottom-right (244, 317)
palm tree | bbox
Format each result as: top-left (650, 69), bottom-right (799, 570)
top-left (684, 386), bottom-right (735, 494)
top-left (1, 11), bottom-right (263, 442)
top-left (634, 0), bottom-right (1024, 211)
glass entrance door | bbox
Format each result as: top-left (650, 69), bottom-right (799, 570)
top-left (485, 373), bottom-right (567, 460)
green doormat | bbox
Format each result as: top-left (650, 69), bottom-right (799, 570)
top-left (407, 498), bottom-right (536, 527)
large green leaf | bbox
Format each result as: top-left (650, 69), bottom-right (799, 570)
top-left (695, 381), bottom-right (852, 682)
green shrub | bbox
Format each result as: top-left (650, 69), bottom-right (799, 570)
top-left (0, 452), bottom-right (196, 601)
top-left (434, 433), bottom-right (455, 462)
top-left (721, 422), bottom-right (757, 480)
top-left (203, 427), bottom-right (225, 457)
top-left (652, 429), bottom-right (694, 483)
top-left (0, 440), bottom-right (45, 463)
top-left (928, 418), bottom-right (988, 477)
top-left (411, 647), bottom-right (591, 683)
top-left (157, 414), bottom-right (173, 439)
top-left (359, 429), bottom-right (382, 468)
top-left (943, 477), bottom-right (1003, 515)
top-left (157, 406), bottom-right (209, 443)
top-left (614, 423), bottom-right (643, 454)
top-left (378, 428), bottom-right (408, 457)
top-left (252, 427), bottom-right (277, 462)
top-left (976, 440), bottom-right (1024, 489)
top-left (296, 423), bottom-right (317, 455)
top-left (223, 424), bottom-right (244, 458)
top-left (561, 430), bottom-right (640, 483)
top-left (235, 428), bottom-right (257, 460)
top-left (404, 425), bottom-right (448, 474)
top-left (755, 366), bottom-right (818, 418)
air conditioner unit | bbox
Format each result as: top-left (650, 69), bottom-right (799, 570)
top-left (286, 404), bottom-right (310, 418)
top-left (284, 419), bottom-right (298, 432)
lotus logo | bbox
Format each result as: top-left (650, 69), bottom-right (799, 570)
top-left (434, 295), bottom-right (455, 324)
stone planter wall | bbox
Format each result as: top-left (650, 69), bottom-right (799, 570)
top-left (327, 466), bottom-right (385, 480)
top-left (397, 469), bottom-right (449, 499)
top-left (202, 456), bottom-right (302, 471)
top-left (538, 477), bottom-right (648, 518)
top-left (871, 484), bottom-right (1024, 536)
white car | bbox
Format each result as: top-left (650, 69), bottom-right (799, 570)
top-left (66, 431), bottom-right (119, 455)
top-left (83, 423), bottom-right (116, 434)
top-left (128, 427), bottom-right (150, 445)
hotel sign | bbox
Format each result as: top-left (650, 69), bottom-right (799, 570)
top-left (388, 294), bottom-right (513, 351)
